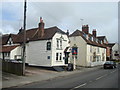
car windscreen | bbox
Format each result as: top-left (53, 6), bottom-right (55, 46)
top-left (105, 61), bottom-right (113, 64)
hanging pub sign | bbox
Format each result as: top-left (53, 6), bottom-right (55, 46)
top-left (72, 47), bottom-right (78, 55)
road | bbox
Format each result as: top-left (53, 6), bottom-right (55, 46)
top-left (15, 65), bottom-right (119, 89)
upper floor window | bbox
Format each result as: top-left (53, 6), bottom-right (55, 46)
top-left (60, 40), bottom-right (62, 49)
top-left (56, 39), bottom-right (62, 49)
top-left (46, 42), bottom-right (51, 50)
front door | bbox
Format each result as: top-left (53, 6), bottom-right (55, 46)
top-left (65, 52), bottom-right (69, 64)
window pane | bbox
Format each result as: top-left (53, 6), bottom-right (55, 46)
top-left (47, 42), bottom-right (51, 50)
top-left (60, 53), bottom-right (62, 60)
top-left (56, 53), bottom-right (59, 61)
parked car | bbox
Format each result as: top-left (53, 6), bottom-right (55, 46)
top-left (103, 61), bottom-right (116, 69)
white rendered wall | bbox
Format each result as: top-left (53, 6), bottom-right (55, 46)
top-left (26, 40), bottom-right (52, 67)
top-left (112, 43), bottom-right (120, 60)
top-left (10, 46), bottom-right (22, 59)
top-left (87, 45), bottom-right (106, 67)
top-left (51, 33), bottom-right (70, 66)
top-left (69, 36), bottom-right (87, 67)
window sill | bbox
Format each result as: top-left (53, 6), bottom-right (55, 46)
top-left (56, 60), bottom-right (63, 62)
top-left (56, 48), bottom-right (63, 50)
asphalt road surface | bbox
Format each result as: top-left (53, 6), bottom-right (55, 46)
top-left (15, 65), bottom-right (119, 89)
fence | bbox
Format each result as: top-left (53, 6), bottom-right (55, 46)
top-left (2, 59), bottom-right (23, 76)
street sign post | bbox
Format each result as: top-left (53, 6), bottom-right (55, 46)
top-left (72, 44), bottom-right (78, 70)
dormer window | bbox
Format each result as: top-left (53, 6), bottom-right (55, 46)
top-left (83, 33), bottom-right (86, 38)
top-left (96, 38), bottom-right (98, 43)
top-left (93, 37), bottom-right (96, 42)
top-left (7, 38), bottom-right (13, 45)
top-left (89, 36), bottom-right (92, 41)
top-left (91, 37), bottom-right (93, 41)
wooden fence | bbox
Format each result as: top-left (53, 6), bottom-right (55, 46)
top-left (2, 59), bottom-right (23, 76)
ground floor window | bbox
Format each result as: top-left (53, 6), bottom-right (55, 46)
top-left (59, 53), bottom-right (62, 61)
top-left (90, 56), bottom-right (92, 62)
top-left (56, 53), bottom-right (59, 61)
top-left (4, 52), bottom-right (10, 57)
top-left (96, 55), bottom-right (101, 62)
top-left (56, 52), bottom-right (62, 61)
top-left (102, 53), bottom-right (105, 61)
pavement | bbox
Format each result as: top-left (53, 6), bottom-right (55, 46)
top-left (1, 65), bottom-right (103, 89)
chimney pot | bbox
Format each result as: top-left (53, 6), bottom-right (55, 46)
top-left (92, 29), bottom-right (97, 37)
top-left (38, 17), bottom-right (45, 37)
top-left (66, 30), bottom-right (69, 36)
top-left (82, 24), bottom-right (89, 34)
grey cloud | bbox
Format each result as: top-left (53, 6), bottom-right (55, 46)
top-left (1, 2), bottom-right (118, 43)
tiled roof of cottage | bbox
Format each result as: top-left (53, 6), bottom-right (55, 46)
top-left (0, 45), bottom-right (19, 52)
top-left (97, 36), bottom-right (105, 40)
top-left (1, 26), bottom-right (67, 45)
top-left (2, 34), bottom-right (18, 45)
top-left (106, 43), bottom-right (115, 48)
top-left (69, 30), bottom-right (107, 48)
top-left (15, 26), bottom-right (66, 43)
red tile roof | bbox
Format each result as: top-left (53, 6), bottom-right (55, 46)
top-left (1, 26), bottom-right (67, 44)
top-left (2, 34), bottom-right (19, 45)
top-left (69, 30), bottom-right (106, 48)
top-left (2, 34), bottom-right (9, 45)
top-left (15, 26), bottom-right (66, 43)
top-left (0, 45), bottom-right (19, 52)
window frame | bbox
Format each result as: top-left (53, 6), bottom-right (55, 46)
top-left (46, 42), bottom-right (51, 50)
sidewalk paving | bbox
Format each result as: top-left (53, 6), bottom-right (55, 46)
top-left (2, 65), bottom-right (103, 88)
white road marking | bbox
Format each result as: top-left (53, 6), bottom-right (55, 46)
top-left (71, 69), bottom-right (117, 90)
top-left (70, 83), bottom-right (87, 90)
top-left (95, 74), bottom-right (107, 80)
top-left (96, 76), bottom-right (103, 80)
top-left (74, 83), bottom-right (87, 88)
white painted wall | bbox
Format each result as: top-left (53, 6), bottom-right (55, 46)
top-left (26, 40), bottom-right (52, 67)
top-left (51, 33), bottom-right (70, 66)
top-left (10, 46), bottom-right (22, 59)
top-left (26, 32), bottom-right (70, 67)
top-left (69, 35), bottom-right (106, 67)
top-left (112, 43), bottom-right (120, 60)
top-left (69, 36), bottom-right (87, 67)
top-left (87, 45), bottom-right (106, 67)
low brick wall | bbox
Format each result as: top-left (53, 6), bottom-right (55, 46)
top-left (2, 60), bottom-right (23, 76)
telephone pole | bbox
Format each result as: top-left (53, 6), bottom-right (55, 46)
top-left (22, 0), bottom-right (27, 75)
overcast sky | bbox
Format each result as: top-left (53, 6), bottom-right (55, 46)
top-left (1, 1), bottom-right (118, 43)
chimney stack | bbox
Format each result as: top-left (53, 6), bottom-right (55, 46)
top-left (18, 27), bottom-right (23, 34)
top-left (82, 25), bottom-right (89, 34)
top-left (92, 29), bottom-right (96, 37)
top-left (66, 30), bottom-right (69, 36)
top-left (38, 17), bottom-right (45, 37)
